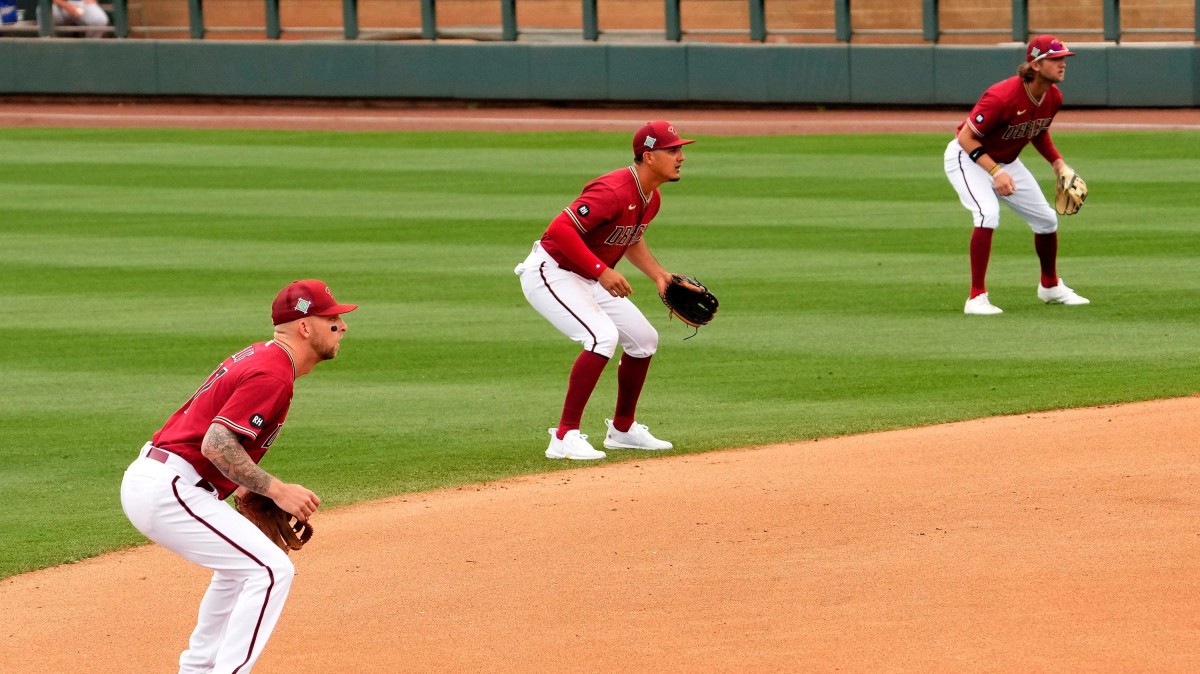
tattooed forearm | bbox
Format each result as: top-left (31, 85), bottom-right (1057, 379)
top-left (201, 423), bottom-right (274, 494)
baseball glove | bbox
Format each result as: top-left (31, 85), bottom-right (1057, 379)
top-left (235, 492), bottom-right (313, 553)
top-left (1054, 165), bottom-right (1088, 215)
top-left (660, 274), bottom-right (719, 329)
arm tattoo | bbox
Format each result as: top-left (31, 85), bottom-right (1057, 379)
top-left (202, 424), bottom-right (274, 494)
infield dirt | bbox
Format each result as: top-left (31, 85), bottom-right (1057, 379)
top-left (2, 397), bottom-right (1197, 672)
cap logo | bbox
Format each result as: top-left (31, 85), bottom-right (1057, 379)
top-left (644, 136), bottom-right (656, 149)
top-left (667, 125), bottom-right (677, 135)
top-left (294, 298), bottom-right (312, 314)
top-left (1030, 38), bottom-right (1069, 61)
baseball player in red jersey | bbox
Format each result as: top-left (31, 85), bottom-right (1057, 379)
top-left (945, 34), bottom-right (1090, 315)
top-left (514, 121), bottom-right (693, 460)
top-left (120, 279), bottom-right (357, 673)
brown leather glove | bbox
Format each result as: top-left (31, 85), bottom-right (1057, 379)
top-left (234, 492), bottom-right (313, 552)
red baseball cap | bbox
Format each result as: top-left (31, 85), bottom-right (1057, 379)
top-left (1026, 34), bottom-right (1075, 62)
top-left (632, 121), bottom-right (695, 160)
top-left (271, 279), bottom-right (359, 326)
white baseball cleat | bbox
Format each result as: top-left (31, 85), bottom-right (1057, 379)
top-left (1038, 279), bottom-right (1090, 305)
top-left (964, 293), bottom-right (1004, 315)
top-left (603, 419), bottom-right (674, 451)
top-left (545, 428), bottom-right (606, 460)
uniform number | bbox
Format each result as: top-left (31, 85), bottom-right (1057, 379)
top-left (182, 367), bottom-right (229, 415)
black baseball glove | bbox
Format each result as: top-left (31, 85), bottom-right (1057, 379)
top-left (660, 274), bottom-right (719, 329)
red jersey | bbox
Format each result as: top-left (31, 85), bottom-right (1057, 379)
top-left (540, 166), bottom-right (662, 278)
top-left (957, 75), bottom-right (1063, 165)
top-left (151, 340), bottom-right (296, 498)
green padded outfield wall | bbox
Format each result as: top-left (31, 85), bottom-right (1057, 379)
top-left (1, 41), bottom-right (1197, 106)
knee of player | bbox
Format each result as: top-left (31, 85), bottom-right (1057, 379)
top-left (589, 327), bottom-right (620, 358)
top-left (268, 556), bottom-right (296, 582)
top-left (626, 329), bottom-right (658, 358)
top-left (263, 552), bottom-right (296, 582)
top-left (1029, 212), bottom-right (1058, 234)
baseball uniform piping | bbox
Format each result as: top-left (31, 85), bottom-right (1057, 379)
top-left (538, 262), bottom-right (599, 352)
top-left (214, 416), bottom-right (259, 439)
top-left (267, 339), bottom-right (297, 380)
top-left (170, 476), bottom-right (275, 674)
top-left (626, 166), bottom-right (650, 204)
top-left (563, 208), bottom-right (587, 234)
top-left (956, 151), bottom-right (986, 226)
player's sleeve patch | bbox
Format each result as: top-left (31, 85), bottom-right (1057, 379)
top-left (974, 113), bottom-right (985, 124)
top-left (576, 204), bottom-right (590, 217)
top-left (249, 413), bottom-right (266, 430)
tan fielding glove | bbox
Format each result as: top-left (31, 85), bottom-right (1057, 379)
top-left (1055, 165), bottom-right (1088, 215)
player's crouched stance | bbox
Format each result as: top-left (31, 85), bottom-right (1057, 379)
top-left (515, 121), bottom-right (692, 460)
top-left (945, 34), bottom-right (1091, 315)
top-left (121, 279), bottom-right (357, 673)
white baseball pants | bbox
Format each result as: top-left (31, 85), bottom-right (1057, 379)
top-left (944, 139), bottom-right (1058, 234)
top-left (121, 443), bottom-right (294, 674)
top-left (515, 242), bottom-right (658, 359)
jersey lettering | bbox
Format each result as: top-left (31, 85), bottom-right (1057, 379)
top-left (1001, 117), bottom-right (1052, 141)
top-left (231, 345), bottom-right (256, 362)
top-left (603, 224), bottom-right (648, 246)
top-left (605, 226), bottom-right (633, 245)
top-left (261, 423), bottom-right (284, 449)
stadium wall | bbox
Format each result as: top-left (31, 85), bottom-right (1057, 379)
top-left (1, 41), bottom-right (1196, 106)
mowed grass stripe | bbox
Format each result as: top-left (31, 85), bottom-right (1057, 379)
top-left (0, 128), bottom-right (1197, 577)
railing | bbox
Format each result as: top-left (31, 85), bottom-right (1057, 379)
top-left (10, 0), bottom-right (1199, 43)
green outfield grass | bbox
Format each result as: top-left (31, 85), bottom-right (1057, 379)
top-left (1, 127), bottom-right (1196, 578)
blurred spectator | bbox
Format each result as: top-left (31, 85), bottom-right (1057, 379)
top-left (0, 0), bottom-right (18, 25)
top-left (45, 0), bottom-right (109, 36)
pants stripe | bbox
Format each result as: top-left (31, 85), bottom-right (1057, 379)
top-left (538, 261), bottom-right (599, 352)
top-left (957, 150), bottom-right (986, 227)
top-left (170, 476), bottom-right (275, 674)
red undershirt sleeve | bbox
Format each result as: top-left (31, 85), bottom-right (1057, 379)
top-left (545, 215), bottom-right (607, 279)
top-left (1032, 130), bottom-right (1062, 164)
